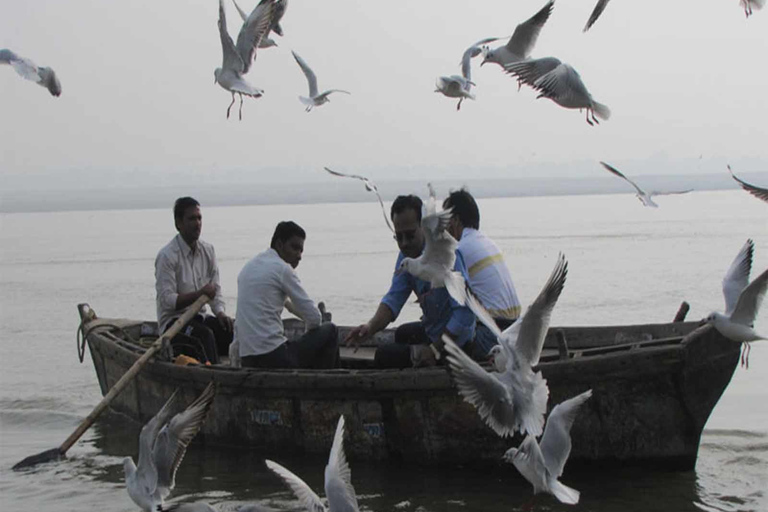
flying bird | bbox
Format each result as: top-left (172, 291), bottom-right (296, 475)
top-left (292, 51), bottom-right (350, 112)
top-left (231, 0), bottom-right (288, 48)
top-left (435, 37), bottom-right (506, 110)
top-left (740, 0), bottom-right (765, 17)
top-left (324, 167), bottom-right (394, 233)
top-left (505, 57), bottom-right (610, 125)
top-left (265, 415), bottom-right (359, 512)
top-left (0, 49), bottom-right (61, 97)
top-left (480, 1), bottom-right (555, 69)
top-left (600, 161), bottom-right (691, 206)
top-left (583, 0), bottom-right (611, 32)
top-left (214, 0), bottom-right (277, 120)
top-left (703, 239), bottom-right (767, 367)
top-left (443, 254), bottom-right (568, 438)
top-left (728, 165), bottom-right (768, 203)
top-left (504, 389), bottom-right (593, 505)
top-left (123, 383), bottom-right (216, 512)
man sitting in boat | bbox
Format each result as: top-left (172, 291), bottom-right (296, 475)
top-left (235, 221), bottom-right (340, 369)
top-left (345, 195), bottom-right (476, 368)
top-left (443, 188), bottom-right (521, 359)
top-left (155, 197), bottom-right (233, 364)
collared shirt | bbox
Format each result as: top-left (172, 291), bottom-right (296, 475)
top-left (381, 250), bottom-right (476, 347)
top-left (458, 228), bottom-right (521, 321)
top-left (235, 248), bottom-right (322, 357)
top-left (155, 234), bottom-right (226, 332)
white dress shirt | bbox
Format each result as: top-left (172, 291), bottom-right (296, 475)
top-left (459, 228), bottom-right (521, 320)
top-left (155, 234), bottom-right (226, 332)
top-left (235, 248), bottom-right (322, 357)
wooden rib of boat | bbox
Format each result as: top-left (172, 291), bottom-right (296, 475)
top-left (77, 303), bottom-right (740, 470)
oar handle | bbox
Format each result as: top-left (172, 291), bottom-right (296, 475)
top-left (58, 295), bottom-right (210, 455)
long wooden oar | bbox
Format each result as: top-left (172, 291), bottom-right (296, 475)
top-left (13, 295), bottom-right (210, 470)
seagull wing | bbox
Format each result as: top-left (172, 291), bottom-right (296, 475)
top-left (729, 165), bottom-right (768, 203)
top-left (530, 62), bottom-right (590, 102)
top-left (506, 0), bottom-right (555, 58)
top-left (540, 389), bottom-right (592, 477)
top-left (218, 0), bottom-right (245, 73)
top-left (0, 49), bottom-right (20, 64)
top-left (292, 51), bottom-right (318, 98)
top-left (265, 459), bottom-right (327, 512)
top-left (323, 167), bottom-right (394, 233)
top-left (722, 239), bottom-right (754, 316)
top-left (270, 0), bottom-right (288, 36)
top-left (231, 0), bottom-right (248, 21)
top-left (236, 0), bottom-right (276, 74)
top-left (730, 267), bottom-right (768, 327)
top-left (136, 389), bottom-right (181, 495)
top-left (514, 254), bottom-right (568, 367)
top-left (324, 416), bottom-right (360, 512)
top-left (649, 189), bottom-right (693, 197)
top-left (504, 56), bottom-right (562, 88)
top-left (583, 0), bottom-right (611, 32)
top-left (9, 56), bottom-right (41, 82)
top-left (600, 161), bottom-right (647, 197)
top-left (37, 67), bottom-right (61, 96)
top-left (443, 335), bottom-right (518, 437)
top-left (510, 434), bottom-right (549, 488)
top-left (153, 383), bottom-right (215, 498)
top-left (461, 37), bottom-right (504, 80)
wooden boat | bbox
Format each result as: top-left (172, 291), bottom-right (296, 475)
top-left (77, 303), bottom-right (740, 470)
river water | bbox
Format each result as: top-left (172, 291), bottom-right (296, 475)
top-left (1, 190), bottom-right (766, 511)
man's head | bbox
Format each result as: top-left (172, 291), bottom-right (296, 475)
top-left (443, 188), bottom-right (479, 240)
top-left (271, 221), bottom-right (306, 268)
top-left (174, 197), bottom-right (202, 245)
top-left (390, 195), bottom-right (424, 258)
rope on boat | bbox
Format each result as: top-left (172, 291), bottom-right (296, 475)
top-left (77, 321), bottom-right (139, 363)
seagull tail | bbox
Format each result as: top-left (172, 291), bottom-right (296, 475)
top-left (549, 479), bottom-right (580, 505)
top-left (593, 101), bottom-right (611, 121)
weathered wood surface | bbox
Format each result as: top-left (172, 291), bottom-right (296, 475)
top-left (80, 308), bottom-right (740, 470)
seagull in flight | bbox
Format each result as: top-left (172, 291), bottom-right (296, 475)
top-left (703, 239), bottom-right (767, 367)
top-left (214, 0), bottom-right (277, 120)
top-left (435, 37), bottom-right (506, 110)
top-left (443, 254), bottom-right (568, 438)
top-left (266, 415), bottom-right (359, 512)
top-left (1, 49), bottom-right (61, 97)
top-left (123, 383), bottom-right (216, 512)
top-left (324, 167), bottom-right (394, 233)
top-left (231, 0), bottom-right (288, 48)
top-left (740, 0), bottom-right (765, 17)
top-left (480, 1), bottom-right (555, 69)
top-left (583, 0), bottom-right (611, 32)
top-left (728, 165), bottom-right (768, 204)
top-left (600, 161), bottom-right (691, 206)
top-left (505, 57), bottom-right (610, 125)
top-left (292, 51), bottom-right (350, 112)
top-left (504, 389), bottom-right (593, 505)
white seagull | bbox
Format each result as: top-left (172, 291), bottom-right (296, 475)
top-left (292, 51), bottom-right (350, 112)
top-left (600, 161), bottom-right (691, 207)
top-left (740, 0), bottom-right (765, 17)
top-left (323, 167), bottom-right (394, 233)
top-left (435, 37), bottom-right (506, 110)
top-left (728, 165), bottom-right (768, 204)
top-left (231, 0), bottom-right (288, 48)
top-left (704, 239), bottom-right (767, 367)
top-left (443, 254), bottom-right (568, 438)
top-left (480, 0), bottom-right (555, 69)
top-left (583, 0), bottom-right (611, 32)
top-left (265, 415), bottom-right (359, 512)
top-left (505, 57), bottom-right (610, 125)
top-left (123, 383), bottom-right (216, 512)
top-left (503, 389), bottom-right (593, 505)
top-left (1, 49), bottom-right (61, 97)
top-left (214, 0), bottom-right (277, 120)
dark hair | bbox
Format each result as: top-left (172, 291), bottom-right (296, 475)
top-left (443, 188), bottom-right (479, 229)
top-left (174, 197), bottom-right (200, 222)
top-left (390, 195), bottom-right (423, 222)
top-left (270, 221), bottom-right (306, 249)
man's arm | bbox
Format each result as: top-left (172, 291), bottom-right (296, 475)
top-left (156, 252), bottom-right (217, 312)
top-left (344, 302), bottom-right (395, 346)
top-left (282, 267), bottom-right (322, 329)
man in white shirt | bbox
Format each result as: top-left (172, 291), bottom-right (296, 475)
top-left (155, 197), bottom-right (233, 364)
top-left (443, 189), bottom-right (521, 359)
top-left (236, 221), bottom-right (339, 369)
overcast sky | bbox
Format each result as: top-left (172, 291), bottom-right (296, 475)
top-left (1, 0), bottom-right (766, 191)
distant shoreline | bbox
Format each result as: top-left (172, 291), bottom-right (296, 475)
top-left (1, 173), bottom-right (765, 214)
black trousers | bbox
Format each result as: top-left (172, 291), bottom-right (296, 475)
top-left (167, 315), bottom-right (233, 364)
top-left (373, 322), bottom-right (429, 369)
top-left (241, 323), bottom-right (339, 369)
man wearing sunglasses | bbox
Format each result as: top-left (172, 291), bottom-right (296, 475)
top-left (344, 194), bottom-right (476, 368)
